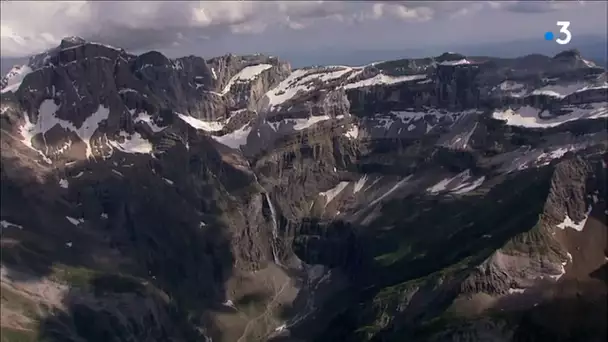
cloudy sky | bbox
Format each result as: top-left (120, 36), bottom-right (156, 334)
top-left (1, 1), bottom-right (606, 61)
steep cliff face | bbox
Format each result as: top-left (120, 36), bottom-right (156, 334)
top-left (1, 38), bottom-right (606, 342)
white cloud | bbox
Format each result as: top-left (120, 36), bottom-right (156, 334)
top-left (394, 5), bottom-right (435, 22)
top-left (1, 1), bottom-right (272, 57)
top-left (0, 1), bottom-right (487, 57)
top-left (372, 3), bottom-right (385, 19)
top-left (499, 0), bottom-right (580, 13)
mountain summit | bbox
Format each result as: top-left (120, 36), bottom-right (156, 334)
top-left (0, 38), bottom-right (607, 341)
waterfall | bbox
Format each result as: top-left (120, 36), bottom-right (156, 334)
top-left (265, 192), bottom-right (278, 238)
top-left (264, 192), bottom-right (281, 264)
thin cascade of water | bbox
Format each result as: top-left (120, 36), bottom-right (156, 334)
top-left (264, 192), bottom-right (281, 264)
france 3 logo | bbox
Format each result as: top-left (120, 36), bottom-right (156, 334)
top-left (544, 21), bottom-right (572, 45)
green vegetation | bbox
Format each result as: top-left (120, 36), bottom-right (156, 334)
top-left (373, 242), bottom-right (413, 266)
top-left (90, 274), bottom-right (146, 296)
top-left (0, 327), bottom-right (39, 342)
top-left (50, 264), bottom-right (146, 296)
top-left (234, 293), bottom-right (271, 318)
top-left (414, 309), bottom-right (466, 336)
top-left (50, 265), bottom-right (97, 289)
top-left (374, 276), bottom-right (426, 304)
top-left (354, 311), bottom-right (393, 341)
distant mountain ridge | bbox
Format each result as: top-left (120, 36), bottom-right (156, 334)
top-left (2, 35), bottom-right (606, 75)
top-left (275, 35), bottom-right (608, 68)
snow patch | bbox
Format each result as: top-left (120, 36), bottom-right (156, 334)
top-left (19, 101), bottom-right (110, 159)
top-left (1, 65), bottom-right (33, 93)
top-left (497, 81), bottom-right (525, 91)
top-left (320, 182), bottom-right (349, 206)
top-left (508, 288), bottom-right (526, 294)
top-left (452, 176), bottom-right (485, 194)
top-left (347, 68), bottom-right (364, 80)
top-left (221, 64), bottom-right (273, 94)
top-left (371, 109), bottom-right (459, 134)
top-left (545, 264), bottom-right (566, 281)
top-left (582, 59), bottom-right (596, 68)
top-left (59, 179), bottom-right (69, 189)
top-left (369, 176), bottom-right (412, 207)
top-left (132, 110), bottom-right (166, 133)
top-left (345, 125), bottom-right (359, 139)
top-left (556, 207), bottom-right (592, 231)
top-left (177, 113), bottom-right (225, 131)
top-left (118, 88), bottom-right (138, 95)
top-left (531, 82), bottom-right (607, 98)
top-left (66, 216), bottom-right (83, 226)
top-left (492, 102), bottom-right (607, 128)
top-left (265, 67), bottom-right (351, 109)
top-left (0, 220), bottom-right (23, 230)
top-left (495, 81), bottom-right (527, 97)
top-left (222, 300), bottom-right (235, 308)
top-left (343, 73), bottom-right (427, 90)
top-left (536, 146), bottom-right (576, 166)
top-left (427, 170), bottom-right (472, 194)
top-left (54, 141), bottom-right (72, 156)
top-left (564, 252), bottom-right (573, 265)
top-left (445, 122), bottom-right (478, 150)
top-left (287, 115), bottom-right (331, 130)
top-left (354, 175), bottom-right (368, 194)
top-left (163, 178), bottom-right (174, 185)
top-left (212, 125), bottom-right (251, 149)
top-left (108, 131), bottom-right (153, 154)
top-left (439, 59), bottom-right (471, 66)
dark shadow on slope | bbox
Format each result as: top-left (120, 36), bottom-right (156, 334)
top-left (0, 130), bottom-right (257, 341)
top-left (590, 263), bottom-right (608, 282)
top-left (511, 294), bottom-right (607, 342)
top-left (360, 166), bottom-right (556, 291)
top-left (372, 292), bottom-right (608, 342)
top-left (285, 166), bottom-right (560, 342)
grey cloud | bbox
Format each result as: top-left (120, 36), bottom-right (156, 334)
top-left (499, 0), bottom-right (577, 13)
top-left (86, 27), bottom-right (187, 53)
top-left (1, 1), bottom-right (275, 57)
top-left (1, 0), bottom-right (604, 60)
top-left (1, 1), bottom-right (473, 57)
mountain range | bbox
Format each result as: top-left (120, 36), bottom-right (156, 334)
top-left (0, 36), bottom-right (607, 342)
top-left (271, 35), bottom-right (608, 69)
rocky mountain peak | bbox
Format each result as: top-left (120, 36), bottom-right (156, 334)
top-left (135, 50), bottom-right (172, 67)
top-left (436, 51), bottom-right (467, 62)
top-left (553, 48), bottom-right (583, 60)
top-left (59, 35), bottom-right (88, 49)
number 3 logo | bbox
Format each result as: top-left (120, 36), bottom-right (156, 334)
top-left (556, 21), bottom-right (572, 45)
